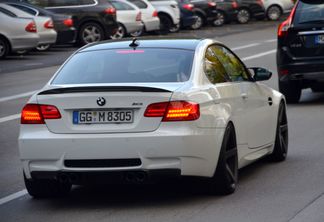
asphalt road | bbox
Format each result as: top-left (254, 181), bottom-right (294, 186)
top-left (1, 20), bottom-right (324, 222)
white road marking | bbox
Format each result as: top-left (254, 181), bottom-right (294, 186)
top-left (0, 189), bottom-right (27, 205)
top-left (241, 49), bottom-right (276, 61)
top-left (24, 63), bottom-right (43, 66)
top-left (0, 114), bottom-right (20, 123)
top-left (0, 91), bottom-right (36, 103)
top-left (264, 39), bottom-right (277, 43)
top-left (232, 43), bottom-right (261, 51)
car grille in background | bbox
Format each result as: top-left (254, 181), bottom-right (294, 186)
top-left (64, 159), bottom-right (142, 168)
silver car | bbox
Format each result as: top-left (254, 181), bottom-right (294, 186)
top-left (1, 4), bottom-right (57, 51)
top-left (0, 4), bottom-right (39, 59)
top-left (110, 0), bottom-right (144, 39)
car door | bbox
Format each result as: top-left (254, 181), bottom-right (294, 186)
top-left (214, 45), bottom-right (275, 148)
top-left (203, 45), bottom-right (248, 148)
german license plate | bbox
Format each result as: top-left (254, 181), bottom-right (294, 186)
top-left (73, 110), bottom-right (133, 124)
top-left (315, 35), bottom-right (324, 44)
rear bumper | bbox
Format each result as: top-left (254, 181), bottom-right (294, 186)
top-left (38, 30), bottom-right (57, 45)
top-left (19, 124), bottom-right (224, 180)
top-left (123, 22), bottom-right (144, 34)
top-left (10, 36), bottom-right (39, 52)
top-left (181, 16), bottom-right (198, 28)
top-left (143, 18), bottom-right (160, 32)
top-left (56, 29), bottom-right (76, 44)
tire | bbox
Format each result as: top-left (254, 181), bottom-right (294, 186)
top-left (269, 102), bottom-right (288, 162)
top-left (191, 13), bottom-right (204, 30)
top-left (267, 5), bottom-right (282, 21)
top-left (79, 22), bottom-right (105, 45)
top-left (158, 14), bottom-right (172, 35)
top-left (237, 8), bottom-right (251, 24)
top-left (24, 174), bottom-right (71, 198)
top-left (130, 26), bottom-right (144, 37)
top-left (0, 37), bottom-right (9, 59)
top-left (110, 23), bottom-right (126, 39)
top-left (213, 11), bottom-right (226, 27)
top-left (169, 23), bottom-right (180, 33)
top-left (35, 44), bottom-right (51, 51)
top-left (207, 123), bottom-right (238, 195)
top-left (279, 81), bottom-right (302, 103)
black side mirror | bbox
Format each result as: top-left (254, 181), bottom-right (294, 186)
top-left (248, 67), bottom-right (272, 81)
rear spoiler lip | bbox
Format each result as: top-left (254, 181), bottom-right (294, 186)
top-left (38, 86), bottom-right (172, 95)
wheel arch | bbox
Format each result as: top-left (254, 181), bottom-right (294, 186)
top-left (267, 4), bottom-right (283, 14)
top-left (157, 11), bottom-right (173, 24)
top-left (0, 34), bottom-right (12, 54)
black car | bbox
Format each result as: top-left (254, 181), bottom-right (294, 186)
top-left (236, 0), bottom-right (265, 24)
top-left (189, 0), bottom-right (220, 28)
top-left (277, 0), bottom-right (324, 103)
top-left (176, 0), bottom-right (198, 30)
top-left (23, 0), bottom-right (118, 45)
top-left (214, 0), bottom-right (238, 25)
top-left (2, 0), bottom-right (76, 49)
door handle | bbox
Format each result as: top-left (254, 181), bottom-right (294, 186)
top-left (241, 93), bottom-right (248, 99)
top-left (268, 97), bottom-right (273, 106)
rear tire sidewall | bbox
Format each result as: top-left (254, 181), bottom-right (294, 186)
top-left (0, 38), bottom-right (9, 59)
top-left (267, 5), bottom-right (282, 21)
top-left (158, 14), bottom-right (172, 35)
top-left (237, 8), bottom-right (250, 24)
top-left (110, 23), bottom-right (126, 39)
top-left (78, 22), bottom-right (105, 45)
top-left (191, 13), bottom-right (204, 30)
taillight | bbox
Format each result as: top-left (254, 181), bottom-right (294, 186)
top-left (25, 21), bottom-right (37, 33)
top-left (182, 4), bottom-right (194, 11)
top-left (104, 7), bottom-right (116, 15)
top-left (152, 10), bottom-right (158, 17)
top-left (208, 2), bottom-right (216, 7)
top-left (144, 101), bottom-right (200, 121)
top-left (63, 18), bottom-right (73, 27)
top-left (231, 1), bottom-right (238, 9)
top-left (21, 104), bottom-right (61, 124)
top-left (257, 0), bottom-right (264, 6)
top-left (136, 12), bottom-right (142, 21)
top-left (279, 69), bottom-right (289, 76)
top-left (44, 19), bottom-right (54, 29)
top-left (278, 3), bottom-right (297, 38)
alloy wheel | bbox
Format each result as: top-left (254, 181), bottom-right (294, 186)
top-left (191, 15), bottom-right (203, 30)
top-left (223, 127), bottom-right (238, 190)
top-left (213, 12), bottom-right (225, 26)
top-left (267, 5), bottom-right (282, 21)
top-left (237, 9), bottom-right (250, 24)
top-left (0, 43), bottom-right (4, 57)
top-left (82, 25), bottom-right (102, 44)
top-left (278, 105), bottom-right (288, 157)
top-left (110, 24), bottom-right (125, 39)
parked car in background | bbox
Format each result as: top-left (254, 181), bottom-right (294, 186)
top-left (24, 0), bottom-right (118, 45)
top-left (277, 0), bottom-right (324, 103)
top-left (109, 0), bottom-right (143, 39)
top-left (214, 0), bottom-right (239, 25)
top-left (189, 0), bottom-right (220, 28)
top-left (176, 0), bottom-right (198, 30)
top-left (3, 0), bottom-right (76, 49)
top-left (149, 0), bottom-right (181, 34)
top-left (0, 5), bottom-right (39, 58)
top-left (236, 0), bottom-right (265, 24)
top-left (1, 3), bottom-right (56, 50)
top-left (263, 0), bottom-right (294, 21)
top-left (127, 0), bottom-right (160, 36)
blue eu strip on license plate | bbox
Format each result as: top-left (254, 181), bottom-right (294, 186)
top-left (73, 111), bottom-right (79, 124)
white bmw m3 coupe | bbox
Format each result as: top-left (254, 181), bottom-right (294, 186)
top-left (19, 39), bottom-right (288, 197)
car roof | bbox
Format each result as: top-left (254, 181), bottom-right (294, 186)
top-left (79, 38), bottom-right (204, 52)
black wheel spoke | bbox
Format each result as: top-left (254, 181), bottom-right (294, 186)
top-left (225, 148), bottom-right (237, 158)
top-left (225, 163), bottom-right (236, 183)
top-left (280, 124), bottom-right (288, 133)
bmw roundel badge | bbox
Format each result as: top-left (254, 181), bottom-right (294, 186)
top-left (97, 97), bottom-right (106, 106)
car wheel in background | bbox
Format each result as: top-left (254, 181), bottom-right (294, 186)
top-left (169, 23), bottom-right (180, 33)
top-left (130, 26), bottom-right (144, 37)
top-left (208, 123), bottom-right (238, 195)
top-left (24, 173), bottom-right (71, 198)
top-left (267, 5), bottom-right (282, 21)
top-left (213, 11), bottom-right (226, 27)
top-left (191, 13), bottom-right (204, 30)
top-left (237, 8), bottom-right (251, 24)
top-left (110, 23), bottom-right (126, 39)
top-left (279, 81), bottom-right (302, 103)
top-left (270, 102), bottom-right (288, 162)
top-left (36, 44), bottom-right (51, 51)
top-left (158, 14), bottom-right (172, 35)
top-left (0, 37), bottom-right (9, 59)
top-left (79, 22), bottom-right (104, 45)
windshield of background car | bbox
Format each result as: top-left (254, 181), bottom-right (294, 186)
top-left (293, 1), bottom-right (324, 24)
top-left (52, 48), bottom-right (195, 84)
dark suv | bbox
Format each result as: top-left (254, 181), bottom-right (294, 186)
top-left (24, 0), bottom-right (118, 45)
top-left (277, 0), bottom-right (324, 103)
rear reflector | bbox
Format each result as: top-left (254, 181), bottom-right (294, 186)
top-left (152, 10), bottom-right (158, 17)
top-left (104, 7), bottom-right (116, 15)
top-left (63, 18), bottom-right (73, 27)
top-left (280, 69), bottom-right (289, 75)
top-left (144, 101), bottom-right (200, 121)
top-left (182, 4), bottom-right (194, 11)
top-left (21, 104), bottom-right (61, 124)
top-left (25, 21), bottom-right (37, 33)
top-left (208, 2), bottom-right (216, 7)
top-left (44, 19), bottom-right (54, 29)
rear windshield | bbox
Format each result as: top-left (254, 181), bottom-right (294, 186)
top-left (294, 1), bottom-right (324, 24)
top-left (52, 48), bottom-right (194, 84)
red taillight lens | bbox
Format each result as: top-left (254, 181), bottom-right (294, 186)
top-left (44, 19), bottom-right (54, 29)
top-left (278, 3), bottom-right (297, 38)
top-left (152, 10), bottom-right (158, 17)
top-left (279, 69), bottom-right (289, 75)
top-left (231, 1), bottom-right (238, 9)
top-left (144, 101), bottom-right (200, 121)
top-left (21, 104), bottom-right (61, 124)
top-left (104, 7), bottom-right (116, 15)
top-left (257, 0), bottom-right (264, 6)
top-left (136, 12), bottom-right (142, 21)
top-left (63, 18), bottom-right (73, 27)
top-left (208, 2), bottom-right (216, 7)
top-left (182, 4), bottom-right (194, 11)
top-left (25, 21), bottom-right (37, 33)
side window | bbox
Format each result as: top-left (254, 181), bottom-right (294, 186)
top-left (9, 4), bottom-right (38, 16)
top-left (128, 0), bottom-right (148, 9)
top-left (111, 1), bottom-right (134, 10)
top-left (212, 45), bottom-right (250, 82)
top-left (0, 7), bottom-right (17, 17)
top-left (204, 46), bottom-right (230, 84)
